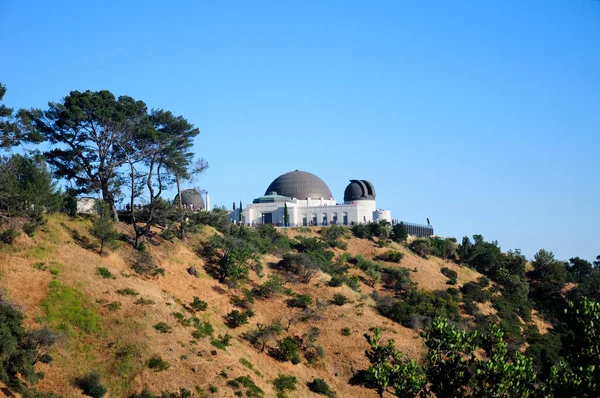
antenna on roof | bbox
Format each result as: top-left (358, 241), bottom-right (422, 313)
top-left (427, 218), bottom-right (430, 226)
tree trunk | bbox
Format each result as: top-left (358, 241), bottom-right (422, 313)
top-left (176, 175), bottom-right (185, 242)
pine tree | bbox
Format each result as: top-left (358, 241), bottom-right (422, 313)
top-left (284, 203), bottom-right (289, 226)
top-left (91, 201), bottom-right (118, 255)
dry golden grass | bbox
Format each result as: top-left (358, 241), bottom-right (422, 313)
top-left (0, 217), bottom-right (492, 398)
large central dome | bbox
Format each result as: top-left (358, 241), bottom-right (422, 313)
top-left (265, 170), bottom-right (333, 200)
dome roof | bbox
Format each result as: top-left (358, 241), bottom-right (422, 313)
top-left (174, 189), bottom-right (205, 209)
top-left (344, 180), bottom-right (376, 202)
top-left (265, 170), bottom-right (333, 200)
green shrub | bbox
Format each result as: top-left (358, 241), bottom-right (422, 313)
top-left (231, 376), bottom-right (264, 397)
top-left (225, 310), bottom-right (249, 328)
top-left (115, 288), bottom-right (139, 296)
top-left (328, 275), bottom-right (344, 287)
top-left (0, 227), bottom-right (20, 244)
top-left (95, 267), bottom-right (115, 279)
top-left (308, 378), bottom-right (334, 397)
top-left (461, 282), bottom-right (491, 303)
top-left (210, 334), bottom-right (232, 350)
top-left (153, 322), bottom-right (172, 333)
top-left (287, 294), bottom-right (313, 309)
top-left (409, 239), bottom-right (432, 258)
top-left (391, 223), bottom-right (408, 243)
top-left (477, 276), bottom-right (490, 287)
top-left (375, 250), bottom-right (404, 263)
top-left (341, 327), bottom-right (351, 336)
top-left (146, 355), bottom-right (170, 371)
top-left (191, 318), bottom-right (214, 339)
top-left (190, 296), bottom-right (208, 311)
top-left (209, 385), bottom-right (218, 393)
top-left (76, 372), bottom-right (107, 398)
top-left (135, 298), bottom-right (155, 305)
top-left (273, 374), bottom-right (297, 398)
top-left (441, 267), bottom-right (458, 285)
top-left (332, 293), bottom-right (350, 306)
top-left (275, 336), bottom-right (301, 364)
top-left (105, 301), bottom-right (121, 312)
top-left (255, 274), bottom-right (287, 298)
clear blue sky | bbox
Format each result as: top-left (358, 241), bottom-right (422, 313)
top-left (1, 1), bottom-right (599, 262)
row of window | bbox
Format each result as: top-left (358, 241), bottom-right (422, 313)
top-left (302, 212), bottom-right (349, 226)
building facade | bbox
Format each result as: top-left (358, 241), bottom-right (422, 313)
top-left (230, 170), bottom-right (392, 226)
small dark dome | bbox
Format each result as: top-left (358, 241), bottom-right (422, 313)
top-left (174, 189), bottom-right (205, 209)
top-left (344, 180), bottom-right (376, 202)
top-left (265, 170), bottom-right (333, 200)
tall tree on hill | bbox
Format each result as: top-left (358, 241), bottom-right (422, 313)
top-left (239, 200), bottom-right (243, 223)
top-left (22, 90), bottom-right (149, 219)
top-left (284, 203), bottom-right (289, 226)
top-left (0, 83), bottom-right (42, 150)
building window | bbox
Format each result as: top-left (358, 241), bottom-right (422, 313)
top-left (322, 213), bottom-right (327, 226)
top-left (343, 212), bottom-right (348, 225)
top-left (302, 214), bottom-right (308, 227)
top-left (332, 212), bottom-right (338, 224)
top-left (312, 213), bottom-right (317, 226)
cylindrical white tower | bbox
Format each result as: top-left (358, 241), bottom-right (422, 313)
top-left (205, 192), bottom-right (210, 211)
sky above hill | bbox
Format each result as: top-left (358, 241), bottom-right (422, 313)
top-left (1, 1), bottom-right (599, 262)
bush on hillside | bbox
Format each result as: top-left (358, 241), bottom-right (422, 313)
top-left (441, 267), bottom-right (458, 285)
top-left (225, 310), bottom-right (249, 328)
top-left (75, 372), bottom-right (107, 398)
top-left (308, 378), bottom-right (335, 397)
top-left (274, 337), bottom-right (301, 364)
top-left (287, 294), bottom-right (313, 309)
top-left (375, 250), bottom-right (404, 263)
top-left (409, 239), bottom-right (432, 258)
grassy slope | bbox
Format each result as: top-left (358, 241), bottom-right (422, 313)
top-left (1, 214), bottom-right (489, 398)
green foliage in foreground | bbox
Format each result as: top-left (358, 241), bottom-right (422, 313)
top-left (363, 297), bottom-right (600, 397)
top-left (0, 300), bottom-right (58, 396)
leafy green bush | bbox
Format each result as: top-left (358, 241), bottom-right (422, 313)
top-left (328, 275), bottom-right (344, 287)
top-left (429, 237), bottom-right (457, 259)
top-left (280, 253), bottom-right (320, 283)
top-left (116, 288), bottom-right (139, 296)
top-left (308, 378), bottom-right (334, 397)
top-left (409, 239), bottom-right (431, 258)
top-left (391, 223), bottom-right (408, 243)
top-left (95, 267), bottom-right (114, 279)
top-left (341, 327), bottom-right (351, 336)
top-left (0, 227), bottom-right (20, 244)
top-left (441, 267), bottom-right (458, 285)
top-left (134, 298), bottom-right (155, 305)
top-left (275, 336), bottom-right (301, 364)
top-left (287, 294), bottom-right (313, 309)
top-left (76, 372), bottom-right (107, 398)
top-left (255, 274), bottom-right (288, 298)
top-left (146, 355), bottom-right (170, 371)
top-left (210, 334), bottom-right (232, 350)
top-left (230, 376), bottom-right (264, 397)
top-left (332, 293), bottom-right (350, 306)
top-left (375, 250), bottom-right (404, 263)
top-left (225, 310), bottom-right (249, 328)
top-left (191, 319), bottom-right (213, 339)
top-left (273, 374), bottom-right (297, 398)
top-left (461, 282), bottom-right (490, 303)
top-left (190, 296), bottom-right (208, 311)
top-left (105, 301), bottom-right (121, 312)
top-left (153, 322), bottom-right (172, 333)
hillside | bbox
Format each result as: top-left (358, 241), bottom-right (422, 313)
top-left (0, 214), bottom-right (492, 398)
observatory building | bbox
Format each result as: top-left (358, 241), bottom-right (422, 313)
top-left (230, 170), bottom-right (392, 226)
